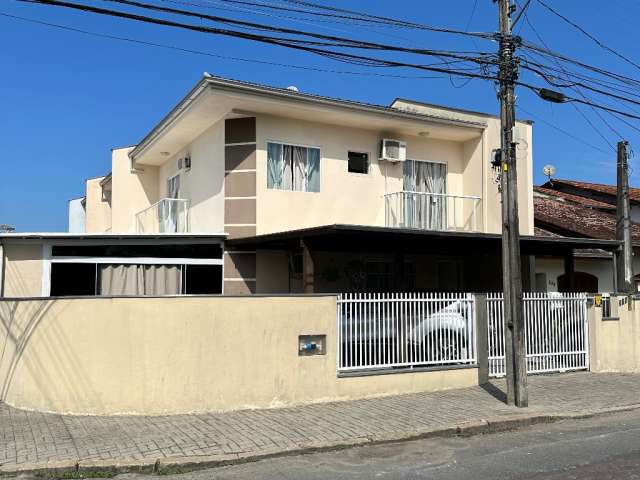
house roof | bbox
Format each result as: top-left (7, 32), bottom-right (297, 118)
top-left (534, 192), bottom-right (640, 243)
top-left (129, 74), bottom-right (490, 163)
top-left (542, 179), bottom-right (640, 205)
top-left (534, 186), bottom-right (615, 210)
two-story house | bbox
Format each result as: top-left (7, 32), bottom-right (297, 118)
top-left (1, 74), bottom-right (617, 298)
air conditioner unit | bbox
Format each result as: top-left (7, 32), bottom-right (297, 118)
top-left (177, 156), bottom-right (192, 171)
top-left (379, 139), bottom-right (406, 162)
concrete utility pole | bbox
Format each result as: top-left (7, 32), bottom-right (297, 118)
top-left (616, 140), bottom-right (633, 293)
top-left (497, 0), bottom-right (528, 407)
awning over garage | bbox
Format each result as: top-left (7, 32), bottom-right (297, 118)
top-left (227, 224), bottom-right (621, 256)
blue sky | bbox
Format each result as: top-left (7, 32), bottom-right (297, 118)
top-left (1, 0), bottom-right (639, 231)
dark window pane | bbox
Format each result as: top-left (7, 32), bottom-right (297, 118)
top-left (348, 151), bottom-right (368, 174)
top-left (184, 265), bottom-right (222, 294)
top-left (50, 263), bottom-right (97, 296)
top-left (52, 243), bottom-right (222, 259)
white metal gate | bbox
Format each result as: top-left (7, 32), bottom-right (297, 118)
top-left (337, 293), bottom-right (477, 373)
top-left (487, 293), bottom-right (589, 377)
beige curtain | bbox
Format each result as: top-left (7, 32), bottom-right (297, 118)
top-left (100, 264), bottom-right (181, 296)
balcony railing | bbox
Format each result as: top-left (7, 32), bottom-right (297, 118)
top-left (384, 191), bottom-right (481, 232)
top-left (135, 198), bottom-right (190, 233)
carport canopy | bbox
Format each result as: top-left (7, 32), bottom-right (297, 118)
top-left (227, 224), bottom-right (621, 256)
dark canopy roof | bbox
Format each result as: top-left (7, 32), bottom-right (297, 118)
top-left (228, 224), bottom-right (621, 256)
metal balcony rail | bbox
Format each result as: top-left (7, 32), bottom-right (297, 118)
top-left (384, 191), bottom-right (481, 232)
top-left (135, 198), bottom-right (190, 233)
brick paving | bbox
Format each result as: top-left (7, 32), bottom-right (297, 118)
top-left (1, 372), bottom-right (640, 473)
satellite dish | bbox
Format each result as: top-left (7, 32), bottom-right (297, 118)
top-left (286, 85), bottom-right (299, 92)
top-left (543, 164), bottom-right (557, 181)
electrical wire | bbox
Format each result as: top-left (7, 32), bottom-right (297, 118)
top-left (517, 105), bottom-right (612, 155)
top-left (535, 0), bottom-right (640, 72)
top-left (518, 8), bottom-right (622, 145)
top-left (17, 0), bottom-right (499, 80)
top-left (0, 11), bottom-right (469, 80)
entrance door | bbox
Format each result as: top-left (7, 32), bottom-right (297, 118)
top-left (403, 160), bottom-right (447, 230)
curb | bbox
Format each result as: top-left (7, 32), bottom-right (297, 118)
top-left (3, 405), bottom-right (640, 477)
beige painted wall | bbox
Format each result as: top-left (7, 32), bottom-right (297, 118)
top-left (391, 100), bottom-right (534, 235)
top-left (534, 256), bottom-right (637, 294)
top-left (589, 297), bottom-right (640, 373)
top-left (157, 120), bottom-right (225, 233)
top-left (1, 244), bottom-right (42, 298)
top-left (0, 296), bottom-right (477, 415)
top-left (111, 147), bottom-right (159, 233)
top-left (255, 114), bottom-right (478, 235)
top-left (84, 177), bottom-right (112, 233)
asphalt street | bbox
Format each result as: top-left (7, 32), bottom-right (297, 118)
top-left (90, 408), bottom-right (640, 480)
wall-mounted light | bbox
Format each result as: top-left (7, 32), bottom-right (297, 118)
top-left (160, 151), bottom-right (171, 157)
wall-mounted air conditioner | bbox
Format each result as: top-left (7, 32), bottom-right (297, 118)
top-left (177, 156), bottom-right (192, 172)
top-left (379, 139), bottom-right (406, 162)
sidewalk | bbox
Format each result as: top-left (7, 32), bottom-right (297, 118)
top-left (2, 372), bottom-right (640, 474)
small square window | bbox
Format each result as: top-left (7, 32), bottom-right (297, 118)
top-left (348, 151), bottom-right (369, 174)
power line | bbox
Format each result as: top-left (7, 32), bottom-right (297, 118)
top-left (276, 0), bottom-right (495, 39)
top-left (18, 0), bottom-right (499, 79)
top-left (518, 9), bottom-right (622, 145)
top-left (535, 0), bottom-right (640, 72)
top-left (0, 11), bottom-right (467, 80)
top-left (517, 105), bottom-right (612, 155)
top-left (97, 0), bottom-right (498, 63)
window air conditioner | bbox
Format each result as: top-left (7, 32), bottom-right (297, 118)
top-left (177, 156), bottom-right (192, 171)
top-left (379, 139), bottom-right (407, 162)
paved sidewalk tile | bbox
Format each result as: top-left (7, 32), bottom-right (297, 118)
top-left (1, 372), bottom-right (640, 472)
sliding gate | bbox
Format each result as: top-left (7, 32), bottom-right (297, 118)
top-left (487, 293), bottom-right (589, 377)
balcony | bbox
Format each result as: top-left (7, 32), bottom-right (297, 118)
top-left (384, 191), bottom-right (481, 232)
top-left (135, 198), bottom-right (190, 233)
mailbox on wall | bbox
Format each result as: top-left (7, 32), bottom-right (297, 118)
top-left (298, 335), bottom-right (326, 356)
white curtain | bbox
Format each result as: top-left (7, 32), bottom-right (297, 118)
top-left (267, 143), bottom-right (321, 192)
top-left (100, 264), bottom-right (182, 296)
top-left (403, 160), bottom-right (447, 230)
top-left (292, 146), bottom-right (306, 191)
top-left (161, 175), bottom-right (181, 232)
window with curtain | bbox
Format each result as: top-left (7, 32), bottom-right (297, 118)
top-left (403, 160), bottom-right (447, 230)
top-left (267, 142), bottom-right (320, 192)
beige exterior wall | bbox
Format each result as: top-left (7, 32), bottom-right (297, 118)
top-left (1, 244), bottom-right (43, 298)
top-left (84, 177), bottom-right (112, 233)
top-left (256, 114), bottom-right (467, 234)
top-left (111, 147), bottom-right (159, 233)
top-left (589, 297), bottom-right (640, 373)
top-left (391, 100), bottom-right (534, 235)
top-left (157, 120), bottom-right (225, 233)
top-left (253, 113), bottom-right (534, 236)
top-left (0, 296), bottom-right (477, 415)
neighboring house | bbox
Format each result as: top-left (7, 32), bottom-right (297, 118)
top-left (534, 179), bottom-right (640, 293)
top-left (0, 75), bottom-right (617, 298)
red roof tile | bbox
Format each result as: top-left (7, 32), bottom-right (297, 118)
top-left (534, 194), bottom-right (640, 242)
top-left (534, 186), bottom-right (615, 210)
top-left (547, 179), bottom-right (640, 203)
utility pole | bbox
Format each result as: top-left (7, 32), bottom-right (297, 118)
top-left (497, 0), bottom-right (528, 407)
top-left (616, 140), bottom-right (633, 293)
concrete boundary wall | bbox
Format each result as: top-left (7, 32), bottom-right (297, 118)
top-left (0, 296), bottom-right (477, 415)
top-left (589, 295), bottom-right (640, 373)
